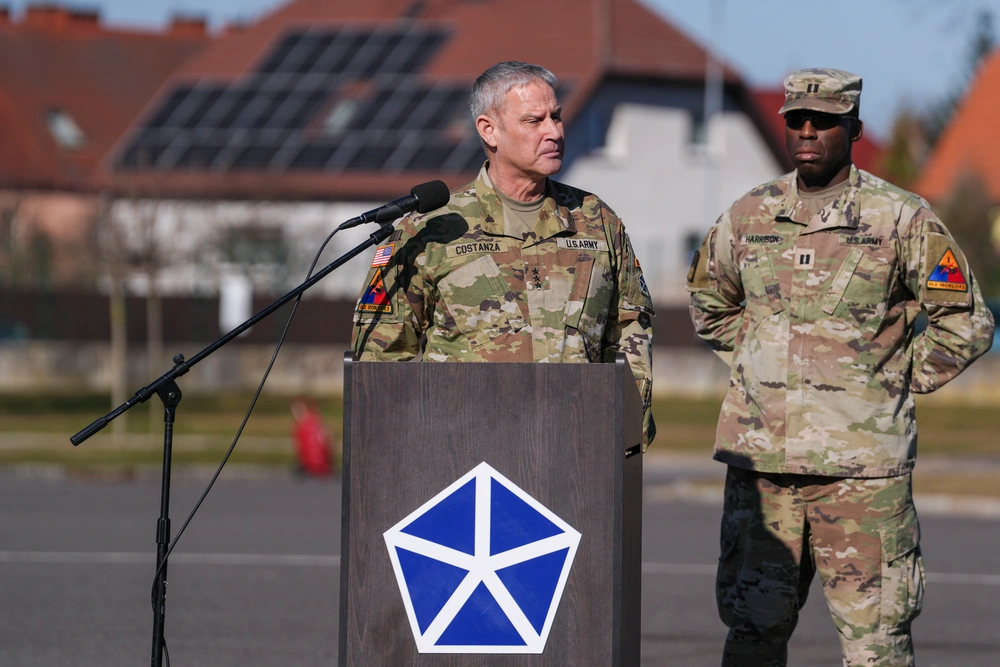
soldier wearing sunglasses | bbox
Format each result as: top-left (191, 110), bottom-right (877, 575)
top-left (688, 69), bottom-right (994, 666)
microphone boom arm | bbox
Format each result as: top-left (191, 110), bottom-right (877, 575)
top-left (71, 221), bottom-right (397, 446)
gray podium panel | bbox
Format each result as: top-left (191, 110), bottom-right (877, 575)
top-left (340, 356), bottom-right (643, 666)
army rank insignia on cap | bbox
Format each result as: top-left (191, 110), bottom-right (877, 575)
top-left (371, 244), bottom-right (394, 267)
top-left (357, 268), bottom-right (393, 313)
top-left (927, 248), bottom-right (968, 292)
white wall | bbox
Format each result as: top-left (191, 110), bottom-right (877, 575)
top-left (564, 103), bottom-right (783, 305)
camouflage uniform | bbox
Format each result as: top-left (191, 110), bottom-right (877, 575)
top-left (688, 69), bottom-right (995, 666)
top-left (353, 163), bottom-right (656, 444)
top-left (718, 468), bottom-right (923, 667)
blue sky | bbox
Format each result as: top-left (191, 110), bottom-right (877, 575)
top-left (653, 0), bottom-right (997, 139)
top-left (9, 0), bottom-right (998, 139)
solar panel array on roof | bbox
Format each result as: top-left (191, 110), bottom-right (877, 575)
top-left (116, 25), bottom-right (487, 174)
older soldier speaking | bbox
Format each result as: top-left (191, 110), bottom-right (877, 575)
top-left (352, 61), bottom-right (655, 444)
top-left (688, 69), bottom-right (994, 666)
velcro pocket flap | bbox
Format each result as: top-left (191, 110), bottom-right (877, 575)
top-left (821, 247), bottom-right (863, 315)
top-left (878, 504), bottom-right (920, 563)
top-left (757, 251), bottom-right (784, 315)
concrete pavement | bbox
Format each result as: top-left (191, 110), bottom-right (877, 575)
top-left (1, 471), bottom-right (998, 666)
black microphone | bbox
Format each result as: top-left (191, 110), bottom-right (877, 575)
top-left (337, 180), bottom-right (450, 231)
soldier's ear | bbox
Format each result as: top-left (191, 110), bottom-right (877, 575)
top-left (851, 119), bottom-right (864, 143)
top-left (476, 114), bottom-right (499, 150)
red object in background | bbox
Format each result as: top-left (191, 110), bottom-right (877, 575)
top-left (291, 398), bottom-right (334, 476)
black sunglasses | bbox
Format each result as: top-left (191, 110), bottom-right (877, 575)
top-left (784, 111), bottom-right (847, 131)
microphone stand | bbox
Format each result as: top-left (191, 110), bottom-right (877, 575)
top-left (71, 221), bottom-right (396, 667)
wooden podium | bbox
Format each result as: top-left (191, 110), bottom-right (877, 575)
top-left (340, 354), bottom-right (644, 666)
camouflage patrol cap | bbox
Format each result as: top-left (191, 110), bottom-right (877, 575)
top-left (778, 68), bottom-right (862, 115)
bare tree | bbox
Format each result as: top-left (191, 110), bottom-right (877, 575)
top-left (0, 193), bottom-right (19, 282)
top-left (879, 110), bottom-right (930, 190)
top-left (0, 192), bottom-right (40, 290)
top-left (936, 172), bottom-right (1000, 298)
top-left (95, 193), bottom-right (130, 439)
top-left (923, 7), bottom-right (995, 146)
top-left (108, 197), bottom-right (188, 432)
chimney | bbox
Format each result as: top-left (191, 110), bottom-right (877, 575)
top-left (23, 4), bottom-right (100, 32)
top-left (0, 6), bottom-right (11, 26)
top-left (169, 13), bottom-right (208, 38)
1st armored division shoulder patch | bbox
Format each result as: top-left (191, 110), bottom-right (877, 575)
top-left (927, 248), bottom-right (968, 292)
top-left (357, 268), bottom-right (394, 313)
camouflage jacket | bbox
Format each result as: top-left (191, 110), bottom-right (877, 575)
top-left (688, 166), bottom-right (994, 477)
top-left (353, 164), bottom-right (656, 444)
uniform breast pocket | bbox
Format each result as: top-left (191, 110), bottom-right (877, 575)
top-left (437, 255), bottom-right (525, 348)
top-left (740, 253), bottom-right (766, 300)
top-left (740, 251), bottom-right (783, 321)
top-left (563, 253), bottom-right (614, 361)
top-left (822, 248), bottom-right (895, 331)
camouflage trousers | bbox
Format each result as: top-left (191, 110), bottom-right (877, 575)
top-left (717, 466), bottom-right (925, 667)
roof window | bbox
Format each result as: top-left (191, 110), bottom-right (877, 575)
top-left (46, 109), bottom-right (86, 149)
top-left (322, 99), bottom-right (358, 137)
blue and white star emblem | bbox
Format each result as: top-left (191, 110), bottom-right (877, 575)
top-left (383, 462), bottom-right (581, 654)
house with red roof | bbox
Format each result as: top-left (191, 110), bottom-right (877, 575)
top-left (0, 4), bottom-right (211, 288)
top-left (2, 0), bottom-right (791, 307)
top-left (914, 51), bottom-right (1000, 205)
top-left (912, 54), bottom-right (1000, 325)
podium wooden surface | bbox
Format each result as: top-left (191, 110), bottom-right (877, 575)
top-left (340, 354), bottom-right (644, 666)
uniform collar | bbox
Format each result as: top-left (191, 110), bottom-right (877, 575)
top-left (776, 164), bottom-right (862, 233)
top-left (474, 162), bottom-right (576, 239)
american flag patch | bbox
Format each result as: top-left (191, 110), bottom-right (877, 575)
top-left (371, 244), bottom-right (394, 267)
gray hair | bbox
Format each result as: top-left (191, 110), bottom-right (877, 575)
top-left (469, 61), bottom-right (558, 120)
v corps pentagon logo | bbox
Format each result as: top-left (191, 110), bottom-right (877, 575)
top-left (383, 462), bottom-right (581, 654)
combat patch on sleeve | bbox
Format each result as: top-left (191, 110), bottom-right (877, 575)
top-left (687, 228), bottom-right (717, 291)
top-left (357, 268), bottom-right (394, 314)
top-left (922, 233), bottom-right (971, 305)
top-left (631, 256), bottom-right (650, 296)
top-left (620, 236), bottom-right (654, 314)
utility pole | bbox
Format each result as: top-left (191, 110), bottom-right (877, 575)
top-left (702, 0), bottom-right (725, 230)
